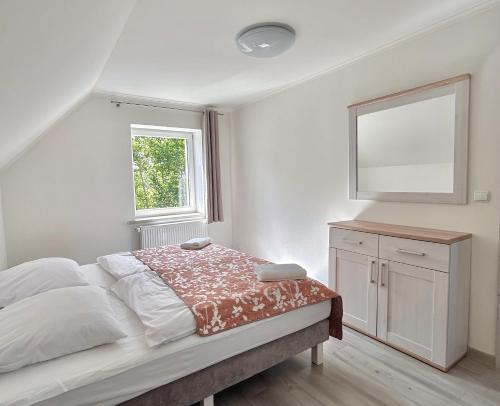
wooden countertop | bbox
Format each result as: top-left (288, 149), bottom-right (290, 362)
top-left (328, 220), bottom-right (471, 245)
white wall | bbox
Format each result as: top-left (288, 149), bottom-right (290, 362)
top-left (0, 187), bottom-right (7, 270)
top-left (232, 8), bottom-right (500, 355)
top-left (0, 94), bottom-right (233, 266)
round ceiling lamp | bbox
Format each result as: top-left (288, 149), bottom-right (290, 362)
top-left (236, 23), bottom-right (295, 58)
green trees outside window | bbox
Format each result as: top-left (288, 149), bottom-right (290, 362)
top-left (132, 136), bottom-right (189, 210)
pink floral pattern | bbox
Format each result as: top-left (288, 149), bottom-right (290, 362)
top-left (133, 244), bottom-right (342, 339)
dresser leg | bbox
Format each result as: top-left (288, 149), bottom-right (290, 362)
top-left (312, 343), bottom-right (324, 365)
top-left (200, 395), bottom-right (214, 406)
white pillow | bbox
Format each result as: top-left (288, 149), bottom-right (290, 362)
top-left (111, 272), bottom-right (196, 346)
top-left (0, 285), bottom-right (126, 373)
top-left (97, 253), bottom-right (149, 279)
top-left (0, 257), bottom-right (88, 308)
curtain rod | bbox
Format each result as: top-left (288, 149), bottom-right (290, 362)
top-left (110, 100), bottom-right (224, 116)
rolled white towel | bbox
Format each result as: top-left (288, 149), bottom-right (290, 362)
top-left (254, 263), bottom-right (307, 281)
top-left (180, 237), bottom-right (212, 250)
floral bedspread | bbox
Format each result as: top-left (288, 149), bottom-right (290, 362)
top-left (133, 244), bottom-right (342, 339)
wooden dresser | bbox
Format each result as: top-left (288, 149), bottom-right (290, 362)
top-left (328, 220), bottom-right (472, 371)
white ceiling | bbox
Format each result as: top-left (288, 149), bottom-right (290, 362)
top-left (96, 0), bottom-right (492, 106)
top-left (0, 0), bottom-right (135, 169)
top-left (0, 0), bottom-right (495, 169)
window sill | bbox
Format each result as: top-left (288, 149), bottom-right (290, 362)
top-left (128, 213), bottom-right (207, 227)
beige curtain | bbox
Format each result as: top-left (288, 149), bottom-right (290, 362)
top-left (203, 110), bottom-right (223, 223)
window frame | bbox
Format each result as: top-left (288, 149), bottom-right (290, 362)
top-left (130, 124), bottom-right (205, 220)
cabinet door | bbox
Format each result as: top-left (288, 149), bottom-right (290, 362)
top-left (377, 260), bottom-right (448, 366)
top-left (331, 249), bottom-right (378, 335)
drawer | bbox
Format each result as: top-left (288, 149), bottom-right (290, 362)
top-left (379, 236), bottom-right (450, 272)
top-left (330, 228), bottom-right (378, 257)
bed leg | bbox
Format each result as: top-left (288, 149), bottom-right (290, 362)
top-left (200, 395), bottom-right (214, 406)
top-left (311, 342), bottom-right (324, 365)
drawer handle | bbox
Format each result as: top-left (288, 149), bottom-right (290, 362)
top-left (370, 260), bottom-right (376, 283)
top-left (381, 262), bottom-right (387, 287)
top-left (396, 248), bottom-right (426, 257)
top-left (344, 239), bottom-right (363, 246)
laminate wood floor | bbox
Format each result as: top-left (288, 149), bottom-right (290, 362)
top-left (214, 327), bottom-right (500, 406)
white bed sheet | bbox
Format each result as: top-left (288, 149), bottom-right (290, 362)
top-left (0, 264), bottom-right (331, 406)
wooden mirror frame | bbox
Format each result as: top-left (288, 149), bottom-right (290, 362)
top-left (348, 74), bottom-right (470, 204)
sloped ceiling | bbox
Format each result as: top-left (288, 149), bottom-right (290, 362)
top-left (0, 0), bottom-right (135, 169)
top-left (0, 0), bottom-right (495, 169)
top-left (95, 0), bottom-right (493, 106)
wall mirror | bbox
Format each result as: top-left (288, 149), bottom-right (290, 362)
top-left (349, 74), bottom-right (470, 204)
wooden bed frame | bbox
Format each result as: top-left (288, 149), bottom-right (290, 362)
top-left (119, 319), bottom-right (329, 406)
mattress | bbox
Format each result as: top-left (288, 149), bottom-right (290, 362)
top-left (0, 264), bottom-right (331, 406)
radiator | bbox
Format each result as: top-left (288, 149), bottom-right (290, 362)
top-left (138, 221), bottom-right (209, 249)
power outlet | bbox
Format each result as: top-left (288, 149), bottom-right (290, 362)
top-left (473, 191), bottom-right (490, 202)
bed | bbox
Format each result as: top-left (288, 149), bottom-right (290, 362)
top-left (0, 255), bottom-right (340, 406)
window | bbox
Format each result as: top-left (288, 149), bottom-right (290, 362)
top-left (131, 125), bottom-right (205, 219)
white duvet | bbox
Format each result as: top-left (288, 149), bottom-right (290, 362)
top-left (111, 271), bottom-right (196, 346)
top-left (0, 263), bottom-right (332, 406)
top-left (98, 252), bottom-right (197, 346)
top-left (96, 253), bottom-right (148, 279)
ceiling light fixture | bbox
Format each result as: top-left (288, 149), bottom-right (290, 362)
top-left (236, 23), bottom-right (295, 58)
